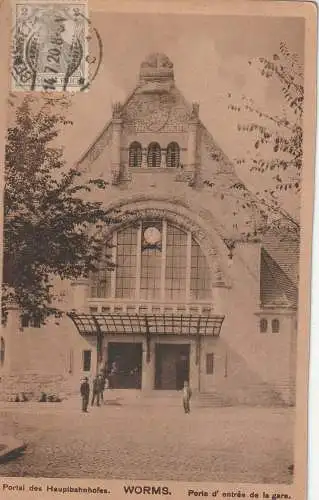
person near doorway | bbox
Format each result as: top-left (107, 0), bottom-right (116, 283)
top-left (99, 373), bottom-right (107, 404)
top-left (182, 380), bottom-right (192, 414)
top-left (80, 377), bottom-right (90, 413)
top-left (109, 360), bottom-right (118, 389)
top-left (91, 375), bottom-right (101, 407)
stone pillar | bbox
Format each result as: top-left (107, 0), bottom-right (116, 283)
top-left (160, 149), bottom-right (167, 169)
top-left (186, 102), bottom-right (200, 183)
top-left (212, 262), bottom-right (228, 314)
top-left (142, 339), bottom-right (155, 391)
top-left (141, 148), bottom-right (148, 169)
top-left (189, 340), bottom-right (200, 392)
top-left (71, 278), bottom-right (90, 312)
top-left (187, 124), bottom-right (197, 174)
top-left (111, 102), bottom-right (123, 184)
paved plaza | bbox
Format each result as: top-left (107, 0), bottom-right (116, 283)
top-left (0, 400), bottom-right (294, 484)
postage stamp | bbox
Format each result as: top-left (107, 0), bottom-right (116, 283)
top-left (11, 1), bottom-right (102, 92)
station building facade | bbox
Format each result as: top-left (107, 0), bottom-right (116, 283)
top-left (1, 54), bottom-right (299, 405)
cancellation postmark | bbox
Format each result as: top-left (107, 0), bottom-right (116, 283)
top-left (11, 1), bottom-right (102, 92)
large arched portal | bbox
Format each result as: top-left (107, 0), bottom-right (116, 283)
top-left (90, 219), bottom-right (213, 303)
top-left (69, 213), bottom-right (225, 391)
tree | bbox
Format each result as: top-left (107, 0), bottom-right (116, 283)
top-left (225, 42), bottom-right (303, 241)
top-left (3, 94), bottom-right (116, 323)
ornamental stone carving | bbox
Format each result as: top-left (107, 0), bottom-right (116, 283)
top-left (123, 91), bottom-right (190, 134)
top-left (112, 102), bottom-right (123, 120)
top-left (139, 53), bottom-right (174, 83)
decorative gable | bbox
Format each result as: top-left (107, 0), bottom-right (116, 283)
top-left (122, 89), bottom-right (191, 135)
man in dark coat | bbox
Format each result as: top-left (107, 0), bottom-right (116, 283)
top-left (80, 377), bottom-right (90, 412)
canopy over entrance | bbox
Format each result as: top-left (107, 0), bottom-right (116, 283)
top-left (68, 312), bottom-right (225, 365)
top-left (68, 313), bottom-right (225, 337)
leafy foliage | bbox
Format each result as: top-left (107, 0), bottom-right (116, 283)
top-left (3, 95), bottom-right (116, 323)
top-left (226, 42), bottom-right (302, 241)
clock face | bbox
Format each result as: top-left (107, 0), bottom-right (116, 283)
top-left (144, 227), bottom-right (162, 245)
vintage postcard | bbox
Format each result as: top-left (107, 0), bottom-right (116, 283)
top-left (0, 0), bottom-right (317, 499)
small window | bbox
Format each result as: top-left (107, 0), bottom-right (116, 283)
top-left (272, 318), bottom-right (280, 333)
top-left (83, 350), bottom-right (92, 372)
top-left (147, 142), bottom-right (161, 168)
top-left (166, 142), bottom-right (180, 168)
top-left (21, 314), bottom-right (29, 328)
top-left (32, 316), bottom-right (41, 328)
top-left (129, 142), bottom-right (142, 168)
top-left (260, 318), bottom-right (268, 333)
top-left (206, 353), bottom-right (214, 374)
top-left (0, 337), bottom-right (5, 367)
top-left (90, 307), bottom-right (98, 314)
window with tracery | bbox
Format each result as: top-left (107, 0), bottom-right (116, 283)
top-left (166, 142), bottom-right (180, 168)
top-left (129, 142), bottom-right (142, 168)
top-left (147, 142), bottom-right (161, 168)
top-left (272, 318), bottom-right (280, 333)
top-left (90, 220), bottom-right (212, 302)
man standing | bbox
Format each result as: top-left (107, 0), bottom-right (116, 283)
top-left (91, 374), bottom-right (101, 407)
top-left (80, 377), bottom-right (90, 413)
top-left (182, 380), bottom-right (192, 414)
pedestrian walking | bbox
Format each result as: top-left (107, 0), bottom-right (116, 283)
top-left (80, 377), bottom-right (90, 413)
top-left (91, 374), bottom-right (101, 407)
top-left (182, 380), bottom-right (192, 414)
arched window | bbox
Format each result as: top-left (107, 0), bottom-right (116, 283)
top-left (166, 142), bottom-right (180, 168)
top-left (260, 318), bottom-right (268, 333)
top-left (272, 318), bottom-right (280, 333)
top-left (129, 142), bottom-right (142, 168)
top-left (0, 337), bottom-right (5, 367)
top-left (147, 142), bottom-right (161, 168)
top-left (90, 220), bottom-right (212, 301)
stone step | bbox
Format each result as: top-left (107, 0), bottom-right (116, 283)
top-left (0, 374), bottom-right (295, 407)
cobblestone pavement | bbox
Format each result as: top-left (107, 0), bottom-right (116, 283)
top-left (0, 402), bottom-right (294, 484)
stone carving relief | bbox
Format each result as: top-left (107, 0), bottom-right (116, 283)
top-left (123, 91), bottom-right (190, 134)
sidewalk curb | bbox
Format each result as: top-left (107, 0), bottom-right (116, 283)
top-left (0, 436), bottom-right (27, 463)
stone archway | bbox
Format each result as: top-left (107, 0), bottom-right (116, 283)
top-left (97, 198), bottom-right (231, 287)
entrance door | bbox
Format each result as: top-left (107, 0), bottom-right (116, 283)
top-left (155, 344), bottom-right (190, 390)
top-left (107, 343), bottom-right (142, 389)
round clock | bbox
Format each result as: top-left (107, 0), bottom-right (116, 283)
top-left (144, 227), bottom-right (162, 245)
